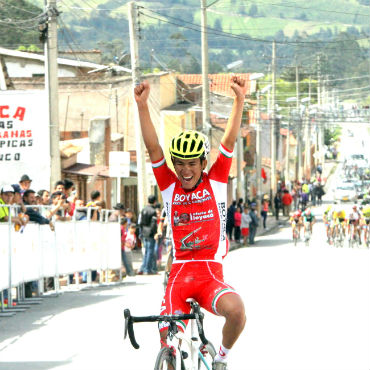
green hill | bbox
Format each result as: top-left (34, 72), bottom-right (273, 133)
top-left (2, 0), bottom-right (369, 102)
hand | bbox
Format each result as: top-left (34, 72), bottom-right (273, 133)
top-left (134, 81), bottom-right (150, 106)
top-left (230, 75), bottom-right (247, 99)
top-left (49, 221), bottom-right (55, 232)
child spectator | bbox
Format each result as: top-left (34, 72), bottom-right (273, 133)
top-left (234, 206), bottom-right (242, 243)
top-left (241, 206), bottom-right (251, 246)
top-left (121, 218), bottom-right (135, 277)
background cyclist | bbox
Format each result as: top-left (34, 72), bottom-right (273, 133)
top-left (301, 207), bottom-right (315, 237)
top-left (289, 209), bottom-right (302, 241)
top-left (348, 205), bottom-right (362, 244)
top-left (134, 76), bottom-right (247, 370)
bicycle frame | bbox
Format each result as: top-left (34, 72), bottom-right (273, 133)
top-left (124, 299), bottom-right (213, 370)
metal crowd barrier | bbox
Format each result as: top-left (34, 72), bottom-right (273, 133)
top-left (0, 204), bottom-right (122, 317)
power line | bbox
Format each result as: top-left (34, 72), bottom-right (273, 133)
top-left (139, 8), bottom-right (369, 46)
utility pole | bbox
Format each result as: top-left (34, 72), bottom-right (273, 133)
top-left (128, 1), bottom-right (148, 211)
top-left (304, 77), bottom-right (312, 178)
top-left (256, 92), bottom-right (262, 212)
top-left (316, 54), bottom-right (322, 167)
top-left (295, 62), bottom-right (302, 182)
top-left (200, 0), bottom-right (211, 143)
top-left (285, 107), bottom-right (291, 184)
top-left (271, 40), bottom-right (277, 199)
top-left (45, 0), bottom-right (61, 189)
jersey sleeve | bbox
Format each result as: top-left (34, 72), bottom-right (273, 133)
top-left (152, 157), bottom-right (177, 191)
top-left (208, 143), bottom-right (233, 183)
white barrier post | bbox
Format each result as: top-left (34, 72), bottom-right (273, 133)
top-left (2, 205), bottom-right (26, 313)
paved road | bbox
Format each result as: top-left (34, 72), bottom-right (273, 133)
top-left (1, 127), bottom-right (369, 370)
top-left (0, 211), bottom-right (368, 370)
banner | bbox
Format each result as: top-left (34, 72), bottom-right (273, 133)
top-left (0, 90), bottom-right (50, 190)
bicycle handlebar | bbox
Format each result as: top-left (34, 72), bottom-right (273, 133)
top-left (124, 306), bottom-right (209, 349)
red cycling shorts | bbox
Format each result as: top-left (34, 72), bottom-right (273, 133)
top-left (159, 261), bottom-right (237, 332)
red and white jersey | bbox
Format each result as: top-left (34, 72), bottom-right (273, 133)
top-left (152, 143), bottom-right (232, 264)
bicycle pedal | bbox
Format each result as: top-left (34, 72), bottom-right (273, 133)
top-left (191, 337), bottom-right (198, 341)
top-left (181, 351), bottom-right (188, 359)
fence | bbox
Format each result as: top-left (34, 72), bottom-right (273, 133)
top-left (0, 204), bottom-right (122, 316)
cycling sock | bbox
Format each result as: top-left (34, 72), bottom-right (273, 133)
top-left (214, 344), bottom-right (230, 363)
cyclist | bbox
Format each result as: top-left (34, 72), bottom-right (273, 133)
top-left (348, 205), bottom-right (362, 244)
top-left (323, 204), bottom-right (334, 242)
top-left (362, 204), bottom-right (370, 244)
top-left (289, 209), bottom-right (302, 240)
top-left (332, 204), bottom-right (347, 238)
top-left (302, 207), bottom-right (315, 236)
top-left (134, 76), bottom-right (247, 370)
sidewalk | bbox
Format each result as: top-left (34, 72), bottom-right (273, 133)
top-left (131, 213), bottom-right (290, 271)
top-left (229, 213), bottom-right (290, 251)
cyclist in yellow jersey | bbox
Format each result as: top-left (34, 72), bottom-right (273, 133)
top-left (332, 207), bottom-right (347, 238)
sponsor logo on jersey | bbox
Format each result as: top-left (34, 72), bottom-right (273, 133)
top-left (217, 202), bottom-right (226, 241)
top-left (173, 189), bottom-right (212, 205)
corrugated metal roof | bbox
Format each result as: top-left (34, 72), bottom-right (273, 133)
top-left (0, 46), bottom-right (130, 71)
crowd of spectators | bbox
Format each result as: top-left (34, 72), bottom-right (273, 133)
top-left (226, 199), bottom-right (259, 246)
top-left (1, 176), bottom-right (175, 294)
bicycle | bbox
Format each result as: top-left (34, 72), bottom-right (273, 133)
top-left (124, 298), bottom-right (216, 370)
top-left (303, 222), bottom-right (312, 246)
top-left (292, 225), bottom-right (299, 246)
top-left (364, 221), bottom-right (370, 248)
top-left (334, 222), bottom-right (345, 248)
top-left (348, 223), bottom-right (359, 248)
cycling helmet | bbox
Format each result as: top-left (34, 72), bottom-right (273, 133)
top-left (305, 208), bottom-right (311, 215)
top-left (169, 130), bottom-right (210, 160)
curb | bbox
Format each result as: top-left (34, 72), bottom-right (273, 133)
top-left (229, 217), bottom-right (289, 251)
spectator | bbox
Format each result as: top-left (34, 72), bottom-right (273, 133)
top-left (37, 189), bottom-right (50, 206)
top-left (74, 199), bottom-right (87, 221)
top-left (109, 202), bottom-right (126, 222)
top-left (138, 194), bottom-right (158, 275)
top-left (10, 185), bottom-right (29, 228)
top-left (63, 179), bottom-right (76, 217)
top-left (316, 163), bottom-right (323, 175)
top-left (154, 206), bottom-right (164, 271)
top-left (248, 203), bottom-right (259, 245)
top-left (0, 186), bottom-right (24, 228)
top-left (120, 218), bottom-right (135, 277)
top-left (241, 206), bottom-right (251, 246)
top-left (282, 189), bottom-right (293, 216)
top-left (274, 191), bottom-right (282, 220)
top-left (316, 183), bottom-right (325, 206)
top-left (226, 200), bottom-right (237, 241)
top-left (86, 190), bottom-right (102, 221)
top-left (125, 208), bottom-right (135, 227)
top-left (260, 197), bottom-right (269, 229)
top-left (54, 180), bottom-right (65, 193)
top-left (19, 174), bottom-right (32, 196)
top-left (233, 206), bottom-right (242, 243)
top-left (23, 189), bottom-right (54, 297)
top-left (49, 191), bottom-right (71, 221)
top-left (23, 189), bottom-right (54, 230)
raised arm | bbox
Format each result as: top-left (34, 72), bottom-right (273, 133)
top-left (221, 76), bottom-right (247, 152)
top-left (134, 81), bottom-right (164, 162)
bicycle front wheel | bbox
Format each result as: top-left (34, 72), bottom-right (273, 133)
top-left (154, 347), bottom-right (176, 370)
top-left (198, 342), bottom-right (216, 370)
